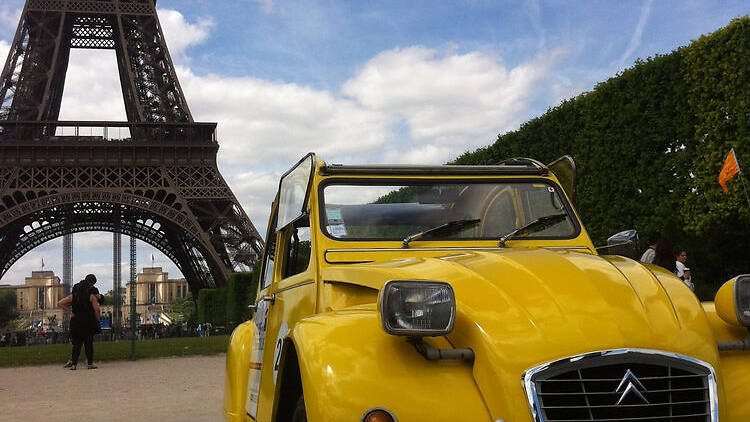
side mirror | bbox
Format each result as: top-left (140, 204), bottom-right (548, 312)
top-left (547, 155), bottom-right (577, 204)
top-left (597, 229), bottom-right (639, 258)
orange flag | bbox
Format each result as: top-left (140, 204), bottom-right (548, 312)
top-left (719, 148), bottom-right (740, 192)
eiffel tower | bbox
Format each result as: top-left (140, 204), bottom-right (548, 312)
top-left (0, 0), bottom-right (264, 291)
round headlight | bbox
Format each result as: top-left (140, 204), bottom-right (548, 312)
top-left (715, 275), bottom-right (750, 327)
top-left (378, 280), bottom-right (455, 337)
top-left (362, 408), bottom-right (396, 422)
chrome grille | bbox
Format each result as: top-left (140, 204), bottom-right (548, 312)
top-left (524, 349), bottom-right (717, 422)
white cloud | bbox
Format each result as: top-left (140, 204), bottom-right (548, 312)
top-left (180, 44), bottom-right (559, 170)
top-left (3, 239), bottom-right (63, 286)
top-left (0, 40), bottom-right (9, 70)
top-left (157, 8), bottom-right (215, 63)
top-left (381, 144), bottom-right (455, 165)
top-left (179, 67), bottom-right (392, 167)
top-left (225, 170), bottom-right (280, 238)
top-left (58, 49), bottom-right (127, 121)
top-left (342, 46), bottom-right (559, 151)
top-left (74, 231), bottom-right (119, 252)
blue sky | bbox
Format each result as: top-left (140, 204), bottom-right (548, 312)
top-left (0, 0), bottom-right (747, 291)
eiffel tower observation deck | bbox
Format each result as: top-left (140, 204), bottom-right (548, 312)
top-left (0, 0), bottom-right (264, 291)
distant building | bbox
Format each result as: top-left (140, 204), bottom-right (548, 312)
top-left (120, 267), bottom-right (188, 325)
top-left (0, 271), bottom-right (64, 328)
top-left (0, 267), bottom-right (188, 330)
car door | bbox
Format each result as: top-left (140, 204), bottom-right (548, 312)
top-left (252, 154), bottom-right (318, 421)
top-left (246, 196), bottom-right (279, 421)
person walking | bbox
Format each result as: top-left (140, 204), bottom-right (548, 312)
top-left (58, 274), bottom-right (101, 370)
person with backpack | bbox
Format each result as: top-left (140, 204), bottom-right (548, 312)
top-left (57, 274), bottom-right (101, 370)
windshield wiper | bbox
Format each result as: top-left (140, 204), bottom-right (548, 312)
top-left (402, 219), bottom-right (481, 248)
top-left (498, 214), bottom-right (568, 247)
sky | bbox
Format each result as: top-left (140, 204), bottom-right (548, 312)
top-left (0, 0), bottom-right (747, 291)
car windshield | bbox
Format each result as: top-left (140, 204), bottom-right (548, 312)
top-left (321, 180), bottom-right (578, 241)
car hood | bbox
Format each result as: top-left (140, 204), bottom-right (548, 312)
top-left (321, 247), bottom-right (720, 419)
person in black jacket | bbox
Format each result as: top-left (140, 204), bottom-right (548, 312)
top-left (58, 274), bottom-right (101, 370)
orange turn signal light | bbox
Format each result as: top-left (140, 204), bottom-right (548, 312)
top-left (363, 409), bottom-right (395, 422)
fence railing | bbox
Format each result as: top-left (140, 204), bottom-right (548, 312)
top-left (0, 121), bottom-right (218, 144)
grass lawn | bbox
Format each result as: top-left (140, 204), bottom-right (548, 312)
top-left (0, 335), bottom-right (229, 367)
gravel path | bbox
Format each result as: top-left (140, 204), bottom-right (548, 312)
top-left (0, 354), bottom-right (226, 422)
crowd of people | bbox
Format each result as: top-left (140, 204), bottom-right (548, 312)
top-left (196, 322), bottom-right (213, 337)
top-left (639, 233), bottom-right (695, 290)
top-left (0, 324), bottom-right (62, 347)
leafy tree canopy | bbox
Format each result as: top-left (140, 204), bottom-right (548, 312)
top-left (168, 293), bottom-right (196, 325)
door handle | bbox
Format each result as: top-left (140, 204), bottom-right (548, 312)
top-left (248, 294), bottom-right (276, 311)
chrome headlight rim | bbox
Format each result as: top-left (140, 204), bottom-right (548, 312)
top-left (361, 407), bottom-right (398, 422)
top-left (734, 274), bottom-right (750, 326)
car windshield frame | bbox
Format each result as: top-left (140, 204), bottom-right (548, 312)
top-left (317, 177), bottom-right (582, 242)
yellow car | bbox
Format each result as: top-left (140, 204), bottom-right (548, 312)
top-left (224, 153), bottom-right (750, 422)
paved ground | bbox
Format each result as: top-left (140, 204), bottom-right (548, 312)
top-left (0, 354), bottom-right (226, 422)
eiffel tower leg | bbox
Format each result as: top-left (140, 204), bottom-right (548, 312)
top-left (0, 7), bottom-right (69, 122)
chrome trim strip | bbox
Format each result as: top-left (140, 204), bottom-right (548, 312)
top-left (274, 280), bottom-right (314, 295)
top-left (361, 407), bottom-right (398, 422)
top-left (521, 348), bottom-right (719, 422)
top-left (321, 163), bottom-right (546, 176)
top-left (326, 246), bottom-right (591, 253)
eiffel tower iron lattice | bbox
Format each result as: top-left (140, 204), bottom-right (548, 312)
top-left (0, 0), bottom-right (264, 291)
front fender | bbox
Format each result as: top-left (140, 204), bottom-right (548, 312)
top-left (291, 307), bottom-right (491, 422)
top-left (224, 321), bottom-right (255, 422)
top-left (703, 303), bottom-right (750, 421)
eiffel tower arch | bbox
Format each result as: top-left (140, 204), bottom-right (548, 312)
top-left (0, 0), bottom-right (264, 291)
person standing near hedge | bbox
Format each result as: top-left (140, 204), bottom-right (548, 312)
top-left (58, 274), bottom-right (101, 370)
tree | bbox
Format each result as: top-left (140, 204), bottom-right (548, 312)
top-left (0, 290), bottom-right (18, 328)
top-left (167, 293), bottom-right (196, 325)
top-left (99, 291), bottom-right (114, 306)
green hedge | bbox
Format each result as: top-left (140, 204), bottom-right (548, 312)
top-left (454, 17), bottom-right (750, 300)
top-left (198, 265), bottom-right (261, 328)
top-left (197, 288), bottom-right (226, 326)
top-left (225, 270), bottom-right (259, 328)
